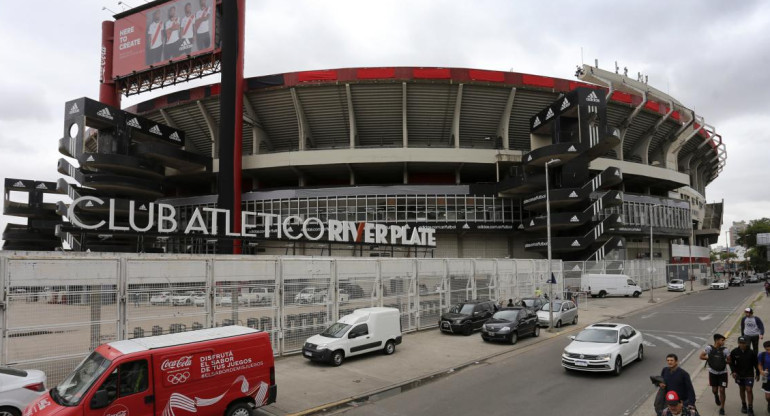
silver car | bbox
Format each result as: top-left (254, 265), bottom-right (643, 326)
top-left (536, 300), bottom-right (578, 328)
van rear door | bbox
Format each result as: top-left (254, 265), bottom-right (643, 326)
top-left (84, 357), bottom-right (154, 416)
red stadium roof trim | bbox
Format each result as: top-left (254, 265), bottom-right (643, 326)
top-left (522, 74), bottom-right (555, 88)
top-left (357, 68), bottom-right (396, 79)
top-left (413, 68), bottom-right (451, 79)
top-left (468, 69), bottom-right (505, 82)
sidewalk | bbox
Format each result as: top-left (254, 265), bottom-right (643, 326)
top-left (631, 287), bottom-right (766, 416)
top-left (259, 283), bottom-right (710, 416)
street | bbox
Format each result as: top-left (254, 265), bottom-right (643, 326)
top-left (336, 285), bottom-right (760, 416)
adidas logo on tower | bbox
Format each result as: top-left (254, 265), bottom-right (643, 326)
top-left (96, 107), bottom-right (113, 120)
top-left (586, 91), bottom-right (600, 103)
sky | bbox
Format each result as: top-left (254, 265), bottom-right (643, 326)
top-left (1, 0), bottom-right (768, 248)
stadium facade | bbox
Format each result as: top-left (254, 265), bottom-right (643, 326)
top-left (2, 64), bottom-right (724, 264)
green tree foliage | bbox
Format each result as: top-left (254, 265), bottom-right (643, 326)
top-left (737, 218), bottom-right (770, 272)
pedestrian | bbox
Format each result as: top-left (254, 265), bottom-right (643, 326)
top-left (534, 287), bottom-right (543, 298)
top-left (661, 391), bottom-right (700, 416)
top-left (506, 298), bottom-right (514, 307)
top-left (758, 341), bottom-right (770, 413)
top-left (700, 333), bottom-right (729, 415)
top-left (659, 353), bottom-right (697, 412)
top-left (741, 307), bottom-right (765, 353)
top-left (729, 336), bottom-right (760, 415)
top-left (764, 281), bottom-right (770, 297)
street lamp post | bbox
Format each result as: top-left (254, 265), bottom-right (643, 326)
top-left (649, 204), bottom-right (661, 304)
top-left (689, 209), bottom-right (694, 291)
top-left (545, 158), bottom-right (561, 332)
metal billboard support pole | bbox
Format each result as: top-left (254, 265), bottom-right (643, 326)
top-left (545, 158), bottom-right (560, 332)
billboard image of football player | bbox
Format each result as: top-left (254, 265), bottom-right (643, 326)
top-left (146, 9), bottom-right (164, 65)
top-left (194, 0), bottom-right (212, 50)
top-left (164, 5), bottom-right (181, 60)
top-left (179, 2), bottom-right (196, 55)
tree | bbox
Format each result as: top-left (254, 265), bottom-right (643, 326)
top-left (737, 218), bottom-right (770, 272)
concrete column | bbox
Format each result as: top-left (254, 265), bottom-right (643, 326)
top-left (346, 84), bottom-right (357, 149)
top-left (452, 84), bottom-right (463, 149)
top-left (402, 83), bottom-right (408, 148)
top-left (497, 88), bottom-right (516, 150)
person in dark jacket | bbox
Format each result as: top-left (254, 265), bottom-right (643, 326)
top-left (730, 336), bottom-right (760, 415)
top-left (660, 353), bottom-right (697, 410)
top-left (741, 308), bottom-right (765, 353)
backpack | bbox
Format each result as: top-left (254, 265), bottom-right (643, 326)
top-left (707, 345), bottom-right (727, 372)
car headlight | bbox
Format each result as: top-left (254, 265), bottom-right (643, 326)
top-left (596, 353), bottom-right (612, 361)
top-left (316, 344), bottom-right (327, 350)
top-left (454, 319), bottom-right (466, 324)
top-left (498, 327), bottom-right (511, 334)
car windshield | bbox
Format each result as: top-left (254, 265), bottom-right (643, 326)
top-left (449, 304), bottom-right (476, 315)
top-left (492, 310), bottom-right (520, 321)
top-left (320, 322), bottom-right (351, 338)
top-left (54, 351), bottom-right (112, 406)
top-left (541, 302), bottom-right (562, 312)
top-left (574, 328), bottom-right (618, 344)
top-left (670, 280), bottom-right (683, 284)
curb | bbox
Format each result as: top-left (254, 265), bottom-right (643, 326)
top-left (262, 287), bottom-right (706, 416)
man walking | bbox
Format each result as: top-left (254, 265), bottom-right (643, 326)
top-left (757, 341), bottom-right (770, 413)
top-left (660, 353), bottom-right (697, 412)
top-left (730, 336), bottom-right (760, 415)
top-left (700, 333), bottom-right (729, 415)
top-left (741, 307), bottom-right (765, 353)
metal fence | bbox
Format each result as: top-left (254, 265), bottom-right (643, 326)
top-left (1, 252), bottom-right (673, 384)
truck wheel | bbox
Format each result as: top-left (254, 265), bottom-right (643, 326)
top-left (599, 291), bottom-right (607, 298)
top-left (384, 340), bottom-right (396, 355)
top-left (331, 350), bottom-right (344, 366)
top-left (0, 407), bottom-right (21, 416)
top-left (226, 402), bottom-right (253, 416)
top-left (632, 291), bottom-right (641, 298)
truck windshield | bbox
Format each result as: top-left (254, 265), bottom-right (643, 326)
top-left (320, 322), bottom-right (351, 338)
top-left (53, 351), bottom-right (112, 406)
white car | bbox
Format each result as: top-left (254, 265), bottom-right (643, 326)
top-left (0, 366), bottom-right (47, 416)
top-left (711, 279), bottom-right (729, 290)
top-left (149, 291), bottom-right (172, 305)
top-left (171, 291), bottom-right (203, 306)
top-left (562, 323), bottom-right (644, 375)
top-left (667, 279), bottom-right (685, 292)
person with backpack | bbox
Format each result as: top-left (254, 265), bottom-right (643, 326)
top-left (758, 341), bottom-right (770, 413)
top-left (730, 336), bottom-right (760, 415)
top-left (741, 307), bottom-right (765, 354)
top-left (700, 333), bottom-right (730, 415)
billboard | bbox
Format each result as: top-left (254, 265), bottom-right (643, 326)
top-left (113, 0), bottom-right (217, 79)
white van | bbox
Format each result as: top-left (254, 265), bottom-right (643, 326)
top-left (302, 307), bottom-right (402, 366)
top-left (581, 273), bottom-right (643, 298)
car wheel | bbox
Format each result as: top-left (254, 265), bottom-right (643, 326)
top-left (463, 323), bottom-right (473, 336)
top-left (555, 320), bottom-right (562, 328)
top-left (384, 340), bottom-right (395, 355)
top-left (509, 331), bottom-right (518, 345)
top-left (637, 345), bottom-right (644, 362)
top-left (599, 291), bottom-right (607, 298)
top-left (533, 325), bottom-right (540, 337)
top-left (572, 315), bottom-right (578, 325)
top-left (613, 356), bottom-right (623, 376)
top-left (226, 402), bottom-right (253, 416)
top-left (482, 336), bottom-right (490, 342)
top-left (331, 350), bottom-right (345, 366)
top-left (0, 407), bottom-right (21, 416)
top-left (632, 291), bottom-right (641, 298)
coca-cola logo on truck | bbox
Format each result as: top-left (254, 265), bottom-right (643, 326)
top-left (161, 356), bottom-right (192, 372)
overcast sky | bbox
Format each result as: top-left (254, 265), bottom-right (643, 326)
top-left (1, 0), bottom-right (767, 248)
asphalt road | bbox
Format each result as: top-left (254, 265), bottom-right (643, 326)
top-left (337, 285), bottom-right (760, 416)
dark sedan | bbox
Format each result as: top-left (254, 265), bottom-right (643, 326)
top-left (481, 307), bottom-right (540, 344)
top-left (729, 277), bottom-right (744, 287)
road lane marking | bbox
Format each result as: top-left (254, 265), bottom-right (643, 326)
top-left (642, 340), bottom-right (656, 347)
top-left (645, 334), bottom-right (682, 349)
top-left (667, 335), bottom-right (702, 348)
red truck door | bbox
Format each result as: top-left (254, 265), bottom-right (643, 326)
top-left (84, 358), bottom-right (155, 416)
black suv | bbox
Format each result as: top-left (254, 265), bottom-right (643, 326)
top-left (439, 300), bottom-right (498, 335)
top-left (481, 307), bottom-right (540, 344)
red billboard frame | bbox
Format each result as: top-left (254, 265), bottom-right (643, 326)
top-left (112, 0), bottom-right (219, 80)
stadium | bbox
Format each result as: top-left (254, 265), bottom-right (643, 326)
top-left (3, 64), bottom-right (725, 266)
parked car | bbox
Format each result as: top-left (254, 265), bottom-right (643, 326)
top-left (171, 291), bottom-right (203, 306)
top-left (581, 274), bottom-right (643, 298)
top-left (536, 300), bottom-right (578, 328)
top-left (481, 307), bottom-right (540, 344)
top-left (562, 323), bottom-right (644, 375)
top-left (302, 307), bottom-right (402, 366)
top-left (667, 279), bottom-right (686, 292)
top-left (711, 279), bottom-right (729, 290)
top-left (748, 274), bottom-right (761, 283)
top-left (295, 286), bottom-right (349, 304)
top-left (238, 287), bottom-right (276, 306)
top-left (438, 300), bottom-right (497, 335)
top-left (149, 291), bottom-right (171, 305)
top-left (518, 297), bottom-right (547, 311)
top-left (0, 366), bottom-right (46, 416)
top-left (729, 276), bottom-right (744, 287)
top-left (339, 282), bottom-right (365, 299)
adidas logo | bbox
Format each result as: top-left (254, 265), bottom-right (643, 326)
top-left (462, 223), bottom-right (470, 230)
top-left (570, 215), bottom-right (579, 223)
top-left (572, 264), bottom-right (582, 271)
top-left (586, 91), bottom-right (600, 103)
top-left (169, 131), bottom-right (181, 142)
top-left (85, 201), bottom-right (94, 207)
top-left (571, 240), bottom-right (580, 247)
top-left (527, 155), bottom-right (532, 161)
top-left (149, 125), bottom-right (162, 135)
top-left (96, 107), bottom-right (113, 120)
top-left (518, 224), bottom-right (525, 229)
top-left (569, 191), bottom-right (578, 198)
top-left (12, 181), bottom-right (24, 188)
top-left (139, 204), bottom-right (148, 211)
top-left (127, 117), bottom-right (141, 129)
top-left (36, 183), bottom-right (47, 190)
top-left (533, 117), bottom-right (541, 128)
top-left (546, 108), bottom-right (555, 120)
top-left (530, 220), bottom-right (535, 226)
top-left (180, 38), bottom-right (193, 50)
top-left (69, 103), bottom-right (80, 115)
top-left (567, 145), bottom-right (577, 152)
top-left (86, 155), bottom-right (95, 162)
top-left (617, 240), bottom-right (624, 247)
top-left (560, 98), bottom-right (570, 110)
top-left (614, 169), bottom-right (621, 177)
top-left (615, 194), bottom-right (621, 199)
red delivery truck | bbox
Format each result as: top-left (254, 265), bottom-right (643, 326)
top-left (23, 326), bottom-right (276, 416)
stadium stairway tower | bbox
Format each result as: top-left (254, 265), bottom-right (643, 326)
top-left (498, 87), bottom-right (625, 261)
top-left (2, 178), bottom-right (62, 250)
